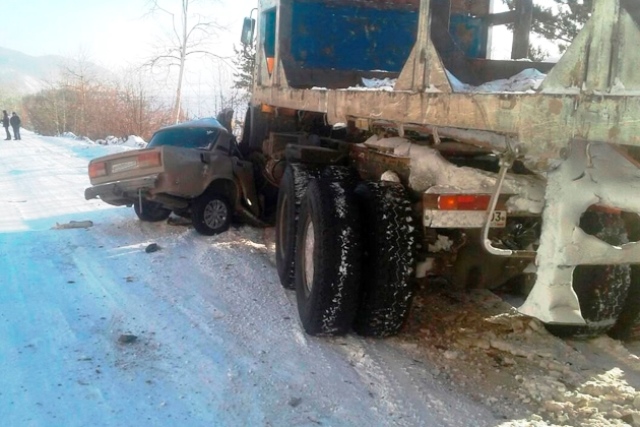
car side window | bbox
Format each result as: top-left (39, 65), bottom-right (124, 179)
top-left (148, 128), bottom-right (221, 149)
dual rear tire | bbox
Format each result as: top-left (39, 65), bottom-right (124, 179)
top-left (275, 164), bottom-right (320, 289)
top-left (276, 166), bottom-right (417, 337)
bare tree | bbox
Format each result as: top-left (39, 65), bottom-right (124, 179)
top-left (116, 67), bottom-right (174, 139)
top-left (501, 0), bottom-right (592, 57)
top-left (60, 51), bottom-right (99, 136)
top-left (22, 65), bottom-right (176, 141)
top-left (144, 0), bottom-right (226, 123)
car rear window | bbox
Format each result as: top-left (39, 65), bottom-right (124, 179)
top-left (148, 127), bottom-right (220, 149)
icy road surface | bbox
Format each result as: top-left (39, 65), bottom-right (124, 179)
top-left (0, 133), bottom-right (497, 426)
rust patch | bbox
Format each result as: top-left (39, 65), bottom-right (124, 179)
top-left (548, 98), bottom-right (563, 115)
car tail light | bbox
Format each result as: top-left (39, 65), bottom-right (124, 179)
top-left (438, 195), bottom-right (491, 211)
top-left (137, 151), bottom-right (161, 168)
top-left (89, 161), bottom-right (106, 178)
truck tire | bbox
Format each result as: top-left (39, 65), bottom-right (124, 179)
top-left (294, 178), bottom-right (363, 335)
top-left (353, 181), bottom-right (416, 337)
top-left (546, 211), bottom-right (631, 339)
top-left (191, 192), bottom-right (232, 236)
top-left (320, 165), bottom-right (359, 184)
top-left (608, 266), bottom-right (640, 341)
top-left (133, 199), bottom-right (171, 222)
top-left (275, 163), bottom-right (319, 289)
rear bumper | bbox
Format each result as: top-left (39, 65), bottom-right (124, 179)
top-left (85, 175), bottom-right (159, 205)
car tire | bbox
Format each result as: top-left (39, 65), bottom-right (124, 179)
top-left (545, 211), bottom-right (631, 339)
top-left (191, 192), bottom-right (232, 236)
top-left (353, 181), bottom-right (416, 337)
top-left (133, 199), bottom-right (171, 222)
top-left (275, 163), bottom-right (320, 289)
top-left (294, 178), bottom-right (362, 336)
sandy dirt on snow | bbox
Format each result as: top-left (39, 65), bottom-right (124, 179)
top-left (393, 282), bottom-right (640, 427)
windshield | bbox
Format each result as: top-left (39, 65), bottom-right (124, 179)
top-left (148, 127), bottom-right (221, 149)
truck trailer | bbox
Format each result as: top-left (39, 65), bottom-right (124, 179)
top-left (236, 0), bottom-right (640, 340)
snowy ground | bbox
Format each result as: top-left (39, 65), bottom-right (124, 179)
top-left (2, 132), bottom-right (640, 427)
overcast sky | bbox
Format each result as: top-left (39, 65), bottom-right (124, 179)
top-left (1, 0), bottom-right (250, 66)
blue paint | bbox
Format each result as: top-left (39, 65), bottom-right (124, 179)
top-left (262, 7), bottom-right (276, 58)
top-left (290, 2), bottom-right (417, 72)
top-left (449, 14), bottom-right (488, 59)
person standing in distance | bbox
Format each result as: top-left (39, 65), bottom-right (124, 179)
top-left (10, 112), bottom-right (21, 140)
top-left (2, 110), bottom-right (10, 140)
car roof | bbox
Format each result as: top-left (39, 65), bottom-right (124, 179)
top-left (155, 118), bottom-right (227, 133)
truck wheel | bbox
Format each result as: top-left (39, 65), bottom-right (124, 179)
top-left (353, 181), bottom-right (416, 337)
top-left (545, 211), bottom-right (631, 339)
top-left (321, 165), bottom-right (359, 184)
top-left (133, 199), bottom-right (171, 222)
top-left (191, 192), bottom-right (231, 236)
top-left (275, 164), bottom-right (319, 289)
top-left (608, 266), bottom-right (640, 341)
top-left (294, 178), bottom-right (362, 335)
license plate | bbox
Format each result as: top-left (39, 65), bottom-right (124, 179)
top-left (111, 160), bottom-right (138, 173)
top-left (490, 211), bottom-right (507, 227)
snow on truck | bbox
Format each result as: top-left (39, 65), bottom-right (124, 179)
top-left (237, 0), bottom-right (640, 339)
top-left (85, 0), bottom-right (640, 341)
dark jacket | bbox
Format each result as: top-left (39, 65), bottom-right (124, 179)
top-left (9, 114), bottom-right (20, 128)
top-left (2, 112), bottom-right (8, 128)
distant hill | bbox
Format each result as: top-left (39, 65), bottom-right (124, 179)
top-left (0, 46), bottom-right (65, 94)
top-left (0, 47), bottom-right (110, 95)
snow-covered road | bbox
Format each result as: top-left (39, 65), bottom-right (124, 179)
top-left (0, 133), bottom-right (498, 426)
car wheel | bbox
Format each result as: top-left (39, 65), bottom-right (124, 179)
top-left (353, 181), bottom-right (416, 337)
top-left (294, 178), bottom-right (362, 336)
top-left (133, 199), bottom-right (171, 222)
top-left (275, 163), bottom-right (320, 289)
top-left (191, 192), bottom-right (231, 236)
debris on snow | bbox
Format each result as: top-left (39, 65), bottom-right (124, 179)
top-left (52, 220), bottom-right (94, 230)
top-left (288, 397), bottom-right (303, 407)
top-left (167, 215), bottom-right (191, 226)
top-left (145, 243), bottom-right (160, 253)
top-left (117, 334), bottom-right (138, 345)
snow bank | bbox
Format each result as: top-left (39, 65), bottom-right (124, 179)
top-left (61, 132), bottom-right (147, 148)
top-left (61, 131), bottom-right (92, 143)
top-left (95, 135), bottom-right (147, 148)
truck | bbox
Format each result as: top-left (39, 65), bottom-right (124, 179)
top-left (85, 0), bottom-right (640, 341)
top-left (235, 0), bottom-right (640, 340)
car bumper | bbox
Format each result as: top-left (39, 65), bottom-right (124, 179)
top-left (85, 175), bottom-right (159, 205)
